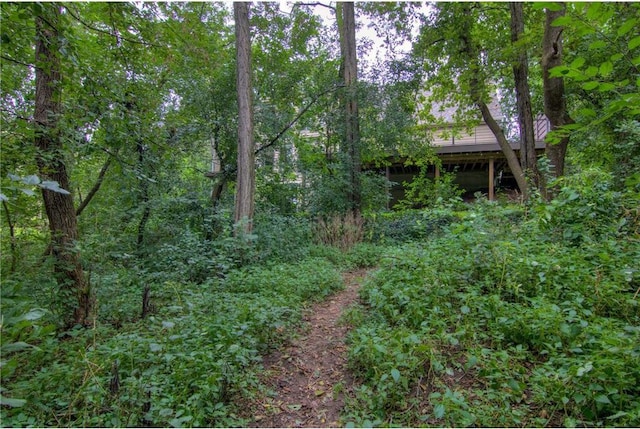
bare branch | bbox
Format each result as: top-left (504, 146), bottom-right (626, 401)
top-left (1, 54), bottom-right (34, 68)
top-left (293, 3), bottom-right (336, 12)
top-left (75, 155), bottom-right (113, 216)
top-left (63, 5), bottom-right (165, 49)
top-left (255, 83), bottom-right (345, 155)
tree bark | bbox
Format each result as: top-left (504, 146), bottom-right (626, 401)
top-left (234, 2), bottom-right (256, 234)
top-left (510, 2), bottom-right (539, 188)
top-left (542, 3), bottom-right (573, 179)
top-left (35, 4), bottom-right (92, 327)
top-left (337, 2), bottom-right (362, 213)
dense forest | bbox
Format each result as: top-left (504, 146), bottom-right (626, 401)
top-left (1, 2), bottom-right (639, 427)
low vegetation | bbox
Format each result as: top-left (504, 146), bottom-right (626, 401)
top-left (3, 172), bottom-right (638, 427)
top-left (344, 178), bottom-right (640, 427)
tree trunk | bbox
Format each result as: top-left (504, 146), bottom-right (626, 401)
top-left (510, 2), bottom-right (539, 189)
top-left (477, 100), bottom-right (529, 197)
top-left (2, 200), bottom-right (17, 273)
top-left (459, 4), bottom-right (529, 198)
top-left (75, 155), bottom-right (112, 217)
top-left (35, 4), bottom-right (92, 327)
top-left (542, 3), bottom-right (573, 179)
top-left (136, 142), bottom-right (151, 250)
top-left (233, 2), bottom-right (255, 234)
top-left (337, 2), bottom-right (362, 213)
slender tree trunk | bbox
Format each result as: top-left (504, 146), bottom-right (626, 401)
top-left (337, 2), bottom-right (362, 213)
top-left (136, 142), bottom-right (151, 249)
top-left (542, 3), bottom-right (573, 180)
top-left (75, 155), bottom-right (112, 217)
top-left (2, 200), bottom-right (17, 273)
top-left (510, 2), bottom-right (540, 189)
top-left (459, 4), bottom-right (529, 198)
top-left (477, 100), bottom-right (529, 197)
top-left (234, 2), bottom-right (255, 234)
top-left (34, 4), bottom-right (92, 327)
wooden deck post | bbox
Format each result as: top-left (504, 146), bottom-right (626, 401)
top-left (435, 164), bottom-right (440, 179)
top-left (488, 157), bottom-right (495, 201)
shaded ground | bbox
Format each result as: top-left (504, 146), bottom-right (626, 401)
top-left (248, 269), bottom-right (369, 428)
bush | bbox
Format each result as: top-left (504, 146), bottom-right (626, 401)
top-left (365, 208), bottom-right (458, 244)
top-left (343, 194), bottom-right (640, 427)
top-left (0, 258), bottom-right (344, 427)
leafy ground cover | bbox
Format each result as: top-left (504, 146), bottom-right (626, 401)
top-left (1, 254), bottom-right (346, 427)
top-left (2, 176), bottom-right (638, 428)
top-left (343, 191), bottom-right (640, 427)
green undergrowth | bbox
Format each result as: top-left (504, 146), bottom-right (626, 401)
top-left (343, 194), bottom-right (639, 427)
top-left (1, 256), bottom-right (344, 427)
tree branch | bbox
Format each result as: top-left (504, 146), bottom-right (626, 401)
top-left (63, 5), bottom-right (165, 49)
top-left (75, 155), bottom-right (113, 216)
top-left (292, 3), bottom-right (336, 12)
top-left (1, 54), bottom-right (34, 68)
top-left (255, 83), bottom-right (345, 155)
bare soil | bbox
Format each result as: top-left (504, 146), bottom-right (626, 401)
top-left (247, 269), bottom-right (369, 428)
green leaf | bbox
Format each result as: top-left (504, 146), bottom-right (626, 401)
top-left (570, 57), bottom-right (586, 69)
top-left (586, 3), bottom-right (602, 20)
top-left (390, 368), bottom-right (400, 383)
top-left (22, 174), bottom-right (40, 185)
top-left (610, 53), bottom-right (623, 63)
top-left (589, 40), bottom-right (607, 50)
top-left (599, 61), bottom-right (614, 77)
top-left (0, 193), bottom-right (7, 202)
top-left (585, 66), bottom-right (599, 77)
top-left (576, 361), bottom-right (593, 376)
top-left (582, 81), bottom-right (600, 91)
top-left (618, 19), bottom-right (638, 37)
top-left (0, 395), bottom-right (26, 408)
top-left (39, 180), bottom-right (71, 195)
top-left (434, 403), bottom-right (445, 419)
top-left (551, 16), bottom-right (572, 27)
top-left (595, 394), bottom-right (611, 404)
top-left (169, 415), bottom-right (192, 428)
top-left (629, 36), bottom-right (640, 51)
top-left (578, 108), bottom-right (597, 118)
top-left (598, 82), bottom-right (616, 92)
top-left (607, 411), bottom-right (629, 420)
top-left (17, 308), bottom-right (46, 321)
top-left (149, 343), bottom-right (163, 352)
top-left (1, 342), bottom-right (39, 353)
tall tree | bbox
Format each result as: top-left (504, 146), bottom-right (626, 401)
top-left (34, 4), bottom-right (92, 326)
top-left (234, 2), bottom-right (255, 233)
top-left (510, 2), bottom-right (539, 188)
top-left (542, 3), bottom-right (573, 179)
top-left (337, 2), bottom-right (362, 212)
top-left (459, 4), bottom-right (529, 197)
top-left (415, 3), bottom-right (531, 198)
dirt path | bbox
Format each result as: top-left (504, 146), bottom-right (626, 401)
top-left (248, 269), bottom-right (369, 428)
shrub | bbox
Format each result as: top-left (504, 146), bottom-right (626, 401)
top-left (314, 211), bottom-right (364, 251)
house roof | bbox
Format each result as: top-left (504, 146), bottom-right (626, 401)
top-left (428, 95), bottom-right (504, 123)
